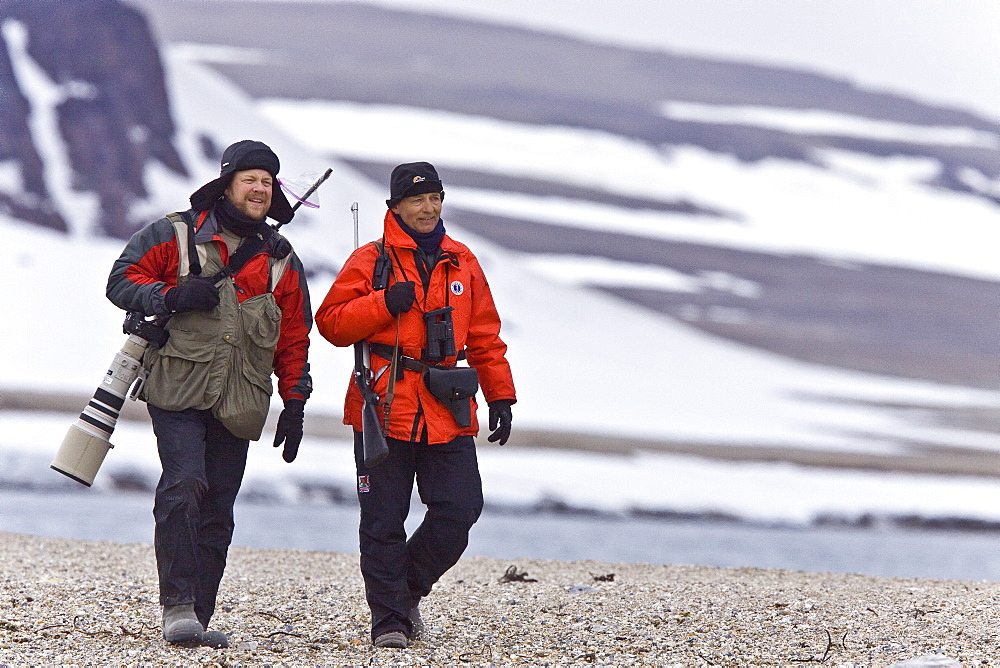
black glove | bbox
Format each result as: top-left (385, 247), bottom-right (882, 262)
top-left (273, 399), bottom-right (305, 463)
top-left (384, 281), bottom-right (416, 316)
top-left (487, 399), bottom-right (514, 446)
top-left (165, 277), bottom-right (220, 313)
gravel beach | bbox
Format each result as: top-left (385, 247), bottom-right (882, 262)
top-left (0, 531), bottom-right (994, 666)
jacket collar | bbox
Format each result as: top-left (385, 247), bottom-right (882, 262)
top-left (382, 209), bottom-right (460, 254)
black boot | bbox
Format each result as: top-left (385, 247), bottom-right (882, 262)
top-left (408, 605), bottom-right (424, 639)
top-left (200, 629), bottom-right (230, 648)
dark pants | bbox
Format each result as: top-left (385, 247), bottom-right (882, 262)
top-left (354, 431), bottom-right (484, 640)
top-left (149, 405), bottom-right (249, 628)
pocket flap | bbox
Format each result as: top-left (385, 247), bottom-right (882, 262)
top-left (241, 360), bottom-right (274, 394)
top-left (159, 330), bottom-right (215, 363)
top-left (425, 366), bottom-right (479, 401)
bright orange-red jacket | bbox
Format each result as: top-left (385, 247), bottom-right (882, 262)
top-left (316, 210), bottom-right (516, 444)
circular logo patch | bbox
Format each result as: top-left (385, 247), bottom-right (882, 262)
top-left (450, 280), bottom-right (465, 296)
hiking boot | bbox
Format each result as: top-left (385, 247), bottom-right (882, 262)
top-left (162, 604), bottom-right (203, 645)
top-left (408, 605), bottom-right (424, 639)
top-left (374, 631), bottom-right (408, 648)
top-left (200, 629), bottom-right (230, 649)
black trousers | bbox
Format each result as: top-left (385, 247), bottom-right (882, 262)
top-left (148, 405), bottom-right (249, 628)
top-left (354, 431), bottom-right (484, 639)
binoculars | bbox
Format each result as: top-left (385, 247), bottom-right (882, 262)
top-left (422, 306), bottom-right (456, 363)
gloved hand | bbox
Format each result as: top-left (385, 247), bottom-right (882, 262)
top-left (273, 398), bottom-right (305, 463)
top-left (487, 399), bottom-right (514, 446)
top-left (165, 277), bottom-right (220, 313)
top-left (384, 281), bottom-right (416, 316)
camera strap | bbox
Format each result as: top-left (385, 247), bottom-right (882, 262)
top-left (168, 211), bottom-right (289, 293)
top-left (209, 228), bottom-right (270, 283)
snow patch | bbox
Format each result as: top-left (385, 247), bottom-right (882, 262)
top-left (257, 99), bottom-right (1000, 281)
top-left (521, 254), bottom-right (761, 297)
top-left (660, 101), bottom-right (1000, 148)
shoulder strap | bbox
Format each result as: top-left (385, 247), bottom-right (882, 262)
top-left (267, 253), bottom-right (291, 293)
top-left (166, 211), bottom-right (202, 278)
top-left (210, 232), bottom-right (268, 282)
top-left (173, 210), bottom-right (290, 292)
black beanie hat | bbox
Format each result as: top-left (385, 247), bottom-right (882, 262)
top-left (189, 140), bottom-right (295, 224)
top-left (386, 161), bottom-right (445, 208)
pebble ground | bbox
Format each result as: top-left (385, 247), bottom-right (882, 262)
top-left (0, 531), bottom-right (994, 666)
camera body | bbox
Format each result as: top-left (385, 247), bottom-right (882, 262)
top-left (123, 311), bottom-right (169, 346)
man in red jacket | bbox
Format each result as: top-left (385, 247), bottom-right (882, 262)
top-left (107, 140), bottom-right (312, 649)
top-left (316, 162), bottom-right (515, 648)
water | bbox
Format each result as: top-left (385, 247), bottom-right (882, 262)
top-left (3, 489), bottom-right (1000, 582)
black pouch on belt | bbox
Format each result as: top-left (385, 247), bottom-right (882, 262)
top-left (423, 366), bottom-right (479, 427)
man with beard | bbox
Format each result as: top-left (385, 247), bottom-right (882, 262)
top-left (106, 140), bottom-right (313, 648)
top-left (316, 161), bottom-right (516, 648)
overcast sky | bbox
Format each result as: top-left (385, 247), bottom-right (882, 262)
top-left (347, 0), bottom-right (1000, 121)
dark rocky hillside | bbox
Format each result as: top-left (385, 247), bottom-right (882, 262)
top-left (0, 28), bottom-right (55, 230)
top-left (131, 0), bottom-right (1000, 202)
top-left (128, 0), bottom-right (1000, 391)
top-left (343, 153), bottom-right (999, 389)
top-left (450, 206), bottom-right (1000, 388)
top-left (0, 0), bottom-right (186, 237)
top-left (3, 0), bottom-right (994, 393)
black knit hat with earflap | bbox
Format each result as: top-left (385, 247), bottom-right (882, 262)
top-left (189, 140), bottom-right (295, 224)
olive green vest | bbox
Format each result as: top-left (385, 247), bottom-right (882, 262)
top-left (142, 214), bottom-right (290, 440)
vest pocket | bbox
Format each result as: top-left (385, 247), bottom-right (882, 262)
top-left (144, 329), bottom-right (216, 411)
top-left (212, 294), bottom-right (281, 440)
top-left (213, 356), bottom-right (272, 440)
top-left (244, 297), bottom-right (281, 370)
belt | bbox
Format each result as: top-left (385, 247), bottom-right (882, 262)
top-left (369, 343), bottom-right (465, 374)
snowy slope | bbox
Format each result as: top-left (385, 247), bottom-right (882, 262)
top-left (2, 47), bottom-right (999, 527)
top-left (1, 49), bottom-right (995, 452)
top-left (352, 0), bottom-right (1000, 120)
top-left (257, 99), bottom-right (1000, 282)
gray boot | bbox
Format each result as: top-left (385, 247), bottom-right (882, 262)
top-left (374, 631), bottom-right (408, 648)
top-left (162, 604), bottom-right (203, 645)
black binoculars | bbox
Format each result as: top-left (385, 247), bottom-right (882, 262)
top-left (423, 306), bottom-right (456, 362)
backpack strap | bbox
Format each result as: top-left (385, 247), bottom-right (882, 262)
top-left (166, 211), bottom-right (202, 278)
top-left (266, 237), bottom-right (292, 293)
top-left (170, 211), bottom-right (291, 293)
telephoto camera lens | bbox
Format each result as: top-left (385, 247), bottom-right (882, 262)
top-left (51, 334), bottom-right (150, 486)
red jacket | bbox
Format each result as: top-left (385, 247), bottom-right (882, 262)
top-left (316, 210), bottom-right (515, 444)
top-left (106, 208), bottom-right (313, 403)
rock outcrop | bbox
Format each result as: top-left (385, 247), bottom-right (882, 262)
top-left (0, 0), bottom-right (186, 238)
